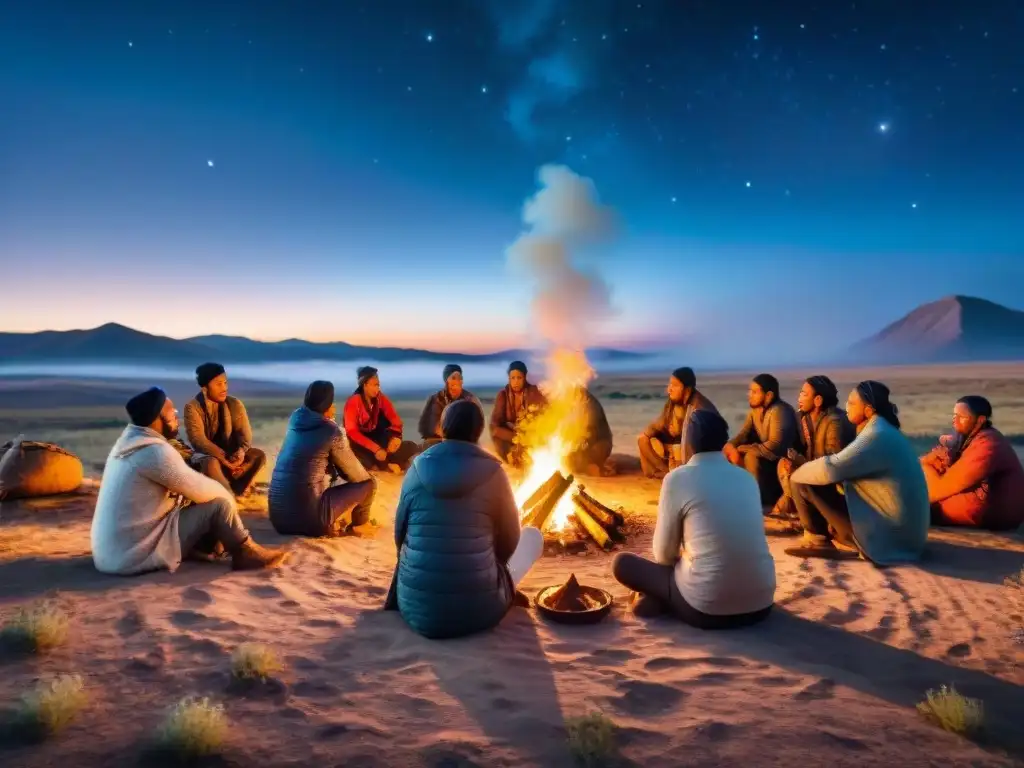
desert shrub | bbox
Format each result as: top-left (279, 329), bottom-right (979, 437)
top-left (917, 685), bottom-right (984, 736)
top-left (158, 696), bottom-right (226, 759)
top-left (566, 711), bottom-right (617, 766)
top-left (14, 674), bottom-right (87, 738)
top-left (230, 643), bottom-right (282, 681)
top-left (0, 601), bottom-right (70, 652)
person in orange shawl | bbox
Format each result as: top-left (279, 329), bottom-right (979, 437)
top-left (489, 360), bottom-right (547, 467)
top-left (343, 366), bottom-right (420, 473)
top-left (921, 395), bottom-right (1024, 531)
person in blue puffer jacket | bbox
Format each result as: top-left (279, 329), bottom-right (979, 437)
top-left (390, 399), bottom-right (544, 639)
top-left (269, 381), bottom-right (377, 538)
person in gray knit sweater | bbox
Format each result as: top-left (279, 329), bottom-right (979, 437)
top-left (723, 373), bottom-right (798, 507)
top-left (91, 387), bottom-right (286, 575)
top-left (183, 362), bottom-right (266, 497)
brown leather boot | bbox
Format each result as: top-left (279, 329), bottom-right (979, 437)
top-left (230, 538), bottom-right (288, 571)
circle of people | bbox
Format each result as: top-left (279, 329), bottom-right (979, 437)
top-left (89, 360), bottom-right (1024, 639)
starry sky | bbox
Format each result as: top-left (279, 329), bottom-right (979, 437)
top-left (1, 0), bottom-right (1022, 365)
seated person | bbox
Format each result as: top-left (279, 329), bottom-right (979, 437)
top-left (638, 367), bottom-right (718, 479)
top-left (388, 399), bottom-right (545, 639)
top-left (723, 373), bottom-right (797, 507)
top-left (612, 410), bottom-right (776, 628)
top-left (183, 362), bottom-right (266, 497)
top-left (489, 360), bottom-right (547, 467)
top-left (417, 364), bottom-right (482, 449)
top-left (565, 386), bottom-right (614, 476)
top-left (91, 387), bottom-right (286, 575)
top-left (774, 375), bottom-right (854, 518)
top-left (269, 381), bottom-right (378, 538)
top-left (787, 381), bottom-right (929, 564)
top-left (344, 366), bottom-right (420, 472)
top-left (921, 395), bottom-right (1024, 531)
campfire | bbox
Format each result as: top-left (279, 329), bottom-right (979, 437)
top-left (510, 351), bottom-right (628, 555)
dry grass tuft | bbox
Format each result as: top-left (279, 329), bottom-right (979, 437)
top-left (158, 696), bottom-right (227, 759)
top-left (14, 674), bottom-right (87, 738)
top-left (230, 642), bottom-right (283, 681)
top-left (917, 685), bottom-right (985, 736)
top-left (0, 601), bottom-right (70, 653)
top-left (566, 711), bottom-right (618, 766)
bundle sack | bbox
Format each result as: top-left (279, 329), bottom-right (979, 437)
top-left (0, 438), bottom-right (84, 500)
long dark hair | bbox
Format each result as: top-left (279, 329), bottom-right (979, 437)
top-left (855, 380), bottom-right (900, 429)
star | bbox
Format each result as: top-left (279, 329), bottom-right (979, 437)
top-left (207, 160), bottom-right (214, 168)
top-left (128, 41), bottom-right (133, 47)
top-left (670, 196), bottom-right (677, 203)
top-left (565, 135), bottom-right (572, 142)
top-left (911, 202), bottom-right (918, 209)
top-left (745, 181), bottom-right (751, 188)
top-left (877, 121), bottom-right (890, 133)
top-left (480, 85), bottom-right (488, 94)
top-left (425, 33), bottom-right (433, 42)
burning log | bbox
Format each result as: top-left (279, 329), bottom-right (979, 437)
top-left (524, 472), bottom-right (575, 531)
top-left (575, 485), bottom-right (625, 526)
top-left (572, 492), bottom-right (626, 543)
top-left (520, 470), bottom-right (566, 520)
top-left (571, 504), bottom-right (614, 552)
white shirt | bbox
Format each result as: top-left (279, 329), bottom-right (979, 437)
top-left (654, 452), bottom-right (776, 615)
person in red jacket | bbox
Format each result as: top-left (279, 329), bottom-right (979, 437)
top-left (921, 395), bottom-right (1024, 531)
top-left (343, 366), bottom-right (420, 473)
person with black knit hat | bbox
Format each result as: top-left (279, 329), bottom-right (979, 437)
top-left (724, 373), bottom-right (798, 508)
top-left (920, 395), bottom-right (1024, 530)
top-left (183, 362), bottom-right (266, 497)
top-left (637, 367), bottom-right (718, 479)
top-left (268, 380), bottom-right (379, 538)
top-left (787, 380), bottom-right (928, 564)
top-left (489, 360), bottom-right (547, 467)
top-left (91, 387), bottom-right (287, 576)
top-left (772, 375), bottom-right (855, 518)
top-left (343, 366), bottom-right (420, 472)
top-left (416, 363), bottom-right (483, 449)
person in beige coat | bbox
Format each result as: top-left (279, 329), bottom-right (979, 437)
top-left (91, 387), bottom-right (286, 576)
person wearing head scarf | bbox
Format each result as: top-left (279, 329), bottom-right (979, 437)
top-left (489, 360), bottom-right (548, 467)
top-left (638, 366), bottom-right (718, 479)
top-left (787, 380), bottom-right (929, 564)
top-left (920, 396), bottom-right (1024, 530)
top-left (773, 375), bottom-right (855, 518)
top-left (723, 373), bottom-right (798, 507)
top-left (416, 364), bottom-right (483, 449)
top-left (612, 410), bottom-right (776, 627)
top-left (268, 381), bottom-right (379, 538)
top-left (91, 387), bottom-right (287, 576)
top-left (182, 362), bottom-right (266, 497)
top-left (343, 366), bottom-right (420, 472)
top-left (386, 399), bottom-right (544, 639)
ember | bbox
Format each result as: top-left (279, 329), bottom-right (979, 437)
top-left (517, 468), bottom-right (626, 554)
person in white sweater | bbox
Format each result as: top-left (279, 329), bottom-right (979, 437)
top-left (611, 410), bottom-right (776, 628)
top-left (91, 387), bottom-right (287, 575)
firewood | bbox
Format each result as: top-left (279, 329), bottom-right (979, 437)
top-left (520, 470), bottom-right (565, 519)
top-left (575, 485), bottom-right (625, 526)
top-left (570, 504), bottom-right (614, 551)
top-left (525, 472), bottom-right (575, 531)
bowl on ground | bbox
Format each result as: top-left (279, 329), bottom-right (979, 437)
top-left (534, 583), bottom-right (613, 625)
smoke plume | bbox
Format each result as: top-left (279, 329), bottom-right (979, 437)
top-left (506, 165), bottom-right (617, 355)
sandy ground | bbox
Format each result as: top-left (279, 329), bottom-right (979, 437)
top-left (1, 473), bottom-right (1022, 767)
top-left (1, 367), bottom-right (1024, 766)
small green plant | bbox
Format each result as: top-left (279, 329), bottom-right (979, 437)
top-left (158, 697), bottom-right (227, 759)
top-left (566, 711), bottom-right (617, 766)
top-left (917, 685), bottom-right (984, 736)
top-left (14, 674), bottom-right (87, 738)
top-left (230, 643), bottom-right (282, 681)
top-left (0, 601), bottom-right (70, 653)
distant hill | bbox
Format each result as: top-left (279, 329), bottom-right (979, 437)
top-left (852, 296), bottom-right (1024, 363)
top-left (0, 323), bottom-right (643, 365)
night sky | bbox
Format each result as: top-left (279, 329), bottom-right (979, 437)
top-left (2, 1), bottom-right (1022, 364)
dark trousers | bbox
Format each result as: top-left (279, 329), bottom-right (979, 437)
top-left (493, 437), bottom-right (525, 467)
top-left (177, 497), bottom-right (250, 556)
top-left (637, 434), bottom-right (679, 478)
top-left (611, 552), bottom-right (772, 629)
top-left (318, 479), bottom-right (376, 534)
top-left (792, 482), bottom-right (855, 546)
top-left (351, 425), bottom-right (420, 470)
top-left (567, 439), bottom-right (613, 474)
top-left (197, 447), bottom-right (266, 497)
top-left (741, 450), bottom-right (783, 506)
